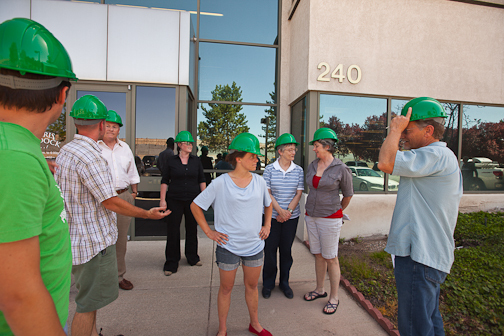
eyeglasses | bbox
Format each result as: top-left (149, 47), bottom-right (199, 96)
top-left (283, 148), bottom-right (298, 153)
top-left (180, 142), bottom-right (193, 146)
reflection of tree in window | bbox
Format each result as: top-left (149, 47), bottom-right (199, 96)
top-left (261, 85), bottom-right (276, 162)
top-left (441, 103), bottom-right (459, 155)
top-left (198, 82), bottom-right (250, 152)
top-left (321, 113), bottom-right (386, 163)
top-left (47, 108), bottom-right (66, 142)
top-left (462, 111), bottom-right (504, 164)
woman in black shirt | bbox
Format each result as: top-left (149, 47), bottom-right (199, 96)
top-left (160, 131), bottom-right (206, 275)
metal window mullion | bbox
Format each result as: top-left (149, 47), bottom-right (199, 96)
top-left (199, 38), bottom-right (278, 49)
top-left (198, 100), bottom-right (277, 107)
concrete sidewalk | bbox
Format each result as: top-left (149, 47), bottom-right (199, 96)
top-left (69, 235), bottom-right (388, 336)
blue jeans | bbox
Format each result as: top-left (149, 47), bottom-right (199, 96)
top-left (394, 256), bottom-right (447, 336)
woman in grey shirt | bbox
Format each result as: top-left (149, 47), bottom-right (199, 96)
top-left (303, 128), bottom-right (353, 315)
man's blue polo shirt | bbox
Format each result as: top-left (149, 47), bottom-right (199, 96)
top-left (385, 142), bottom-right (463, 273)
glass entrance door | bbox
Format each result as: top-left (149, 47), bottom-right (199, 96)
top-left (133, 86), bottom-right (176, 237)
top-left (69, 84), bottom-right (178, 239)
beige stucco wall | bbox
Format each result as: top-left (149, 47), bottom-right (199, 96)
top-left (282, 0), bottom-right (504, 106)
top-left (279, 0), bottom-right (312, 134)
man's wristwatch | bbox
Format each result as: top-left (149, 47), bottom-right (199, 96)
top-left (287, 208), bottom-right (293, 214)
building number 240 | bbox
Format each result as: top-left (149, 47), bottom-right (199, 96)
top-left (317, 62), bottom-right (362, 84)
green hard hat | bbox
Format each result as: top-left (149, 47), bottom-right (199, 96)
top-left (310, 127), bottom-right (338, 145)
top-left (401, 97), bottom-right (447, 121)
top-left (106, 110), bottom-right (123, 127)
top-left (175, 130), bottom-right (194, 142)
top-left (201, 146), bottom-right (209, 152)
top-left (275, 133), bottom-right (299, 149)
top-left (70, 95), bottom-right (108, 122)
top-left (0, 18), bottom-right (77, 81)
top-left (229, 132), bottom-right (263, 156)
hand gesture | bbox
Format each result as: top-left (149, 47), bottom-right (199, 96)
top-left (390, 107), bottom-right (412, 134)
top-left (206, 230), bottom-right (229, 245)
top-left (147, 207), bottom-right (171, 220)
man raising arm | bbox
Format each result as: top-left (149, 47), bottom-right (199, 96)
top-left (378, 97), bottom-right (462, 336)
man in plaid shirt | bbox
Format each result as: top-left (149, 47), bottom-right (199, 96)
top-left (55, 95), bottom-right (170, 336)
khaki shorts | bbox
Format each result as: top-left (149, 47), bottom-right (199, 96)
top-left (72, 245), bottom-right (119, 313)
top-left (305, 216), bottom-right (343, 259)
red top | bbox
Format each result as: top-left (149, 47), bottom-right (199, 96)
top-left (306, 176), bottom-right (343, 218)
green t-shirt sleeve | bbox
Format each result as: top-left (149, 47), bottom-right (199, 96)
top-left (0, 151), bottom-right (48, 243)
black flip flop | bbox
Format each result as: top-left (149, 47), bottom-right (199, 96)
top-left (304, 291), bottom-right (328, 301)
top-left (322, 300), bottom-right (339, 314)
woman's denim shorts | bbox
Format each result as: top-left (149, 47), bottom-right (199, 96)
top-left (215, 245), bottom-right (264, 271)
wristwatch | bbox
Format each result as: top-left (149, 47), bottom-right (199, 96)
top-left (287, 208), bottom-right (293, 214)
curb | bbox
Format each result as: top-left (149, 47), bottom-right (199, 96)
top-left (339, 277), bottom-right (399, 336)
top-left (303, 240), bottom-right (399, 336)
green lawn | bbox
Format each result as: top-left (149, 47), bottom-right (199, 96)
top-left (339, 211), bottom-right (504, 335)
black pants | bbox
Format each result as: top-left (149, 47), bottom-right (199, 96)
top-left (164, 198), bottom-right (200, 272)
top-left (262, 217), bottom-right (299, 290)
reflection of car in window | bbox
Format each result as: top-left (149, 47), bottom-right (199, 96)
top-left (345, 161), bottom-right (368, 167)
top-left (460, 157), bottom-right (503, 191)
top-left (142, 155), bottom-right (157, 168)
top-left (142, 155), bottom-right (161, 176)
top-left (349, 167), bottom-right (399, 191)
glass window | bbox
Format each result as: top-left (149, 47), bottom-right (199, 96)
top-left (197, 103), bottom-right (276, 169)
top-left (77, 91), bottom-right (127, 134)
top-left (461, 105), bottom-right (504, 192)
top-left (135, 86), bottom-right (176, 177)
top-left (200, 0), bottom-right (278, 44)
top-left (104, 0), bottom-right (196, 12)
top-left (198, 43), bottom-right (276, 104)
top-left (320, 94), bottom-right (390, 192)
top-left (291, 97), bottom-right (306, 168)
top-left (134, 86), bottom-right (176, 237)
top-left (65, 0), bottom-right (100, 3)
top-left (41, 104), bottom-right (68, 159)
top-left (391, 99), bottom-right (407, 117)
top-left (441, 103), bottom-right (460, 155)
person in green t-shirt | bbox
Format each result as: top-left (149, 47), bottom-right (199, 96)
top-left (0, 18), bottom-right (77, 335)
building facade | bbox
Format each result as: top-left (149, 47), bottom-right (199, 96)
top-left (2, 0), bottom-right (503, 240)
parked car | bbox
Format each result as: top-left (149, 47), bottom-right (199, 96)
top-left (348, 167), bottom-right (400, 191)
top-left (345, 160), bottom-right (369, 167)
top-left (461, 157), bottom-right (503, 191)
top-left (142, 155), bottom-right (158, 168)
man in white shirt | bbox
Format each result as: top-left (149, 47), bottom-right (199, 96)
top-left (98, 110), bottom-right (140, 290)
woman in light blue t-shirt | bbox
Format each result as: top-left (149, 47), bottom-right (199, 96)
top-left (191, 133), bottom-right (273, 336)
